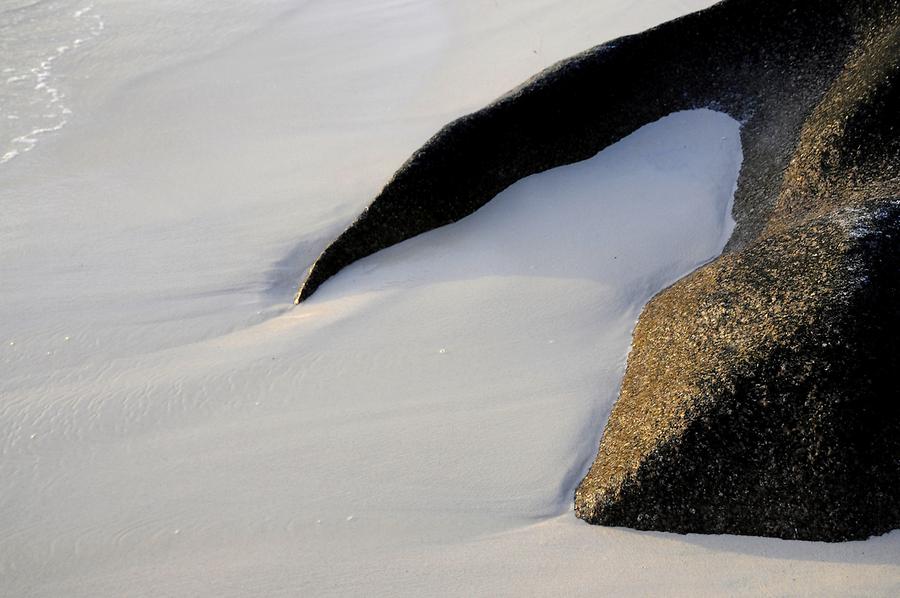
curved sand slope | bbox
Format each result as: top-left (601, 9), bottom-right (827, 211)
top-left (296, 0), bottom-right (900, 541)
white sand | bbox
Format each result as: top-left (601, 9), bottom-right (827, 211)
top-left (2, 1), bottom-right (898, 596)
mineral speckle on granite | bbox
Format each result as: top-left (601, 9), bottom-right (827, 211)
top-left (294, 0), bottom-right (900, 541)
top-left (575, 202), bottom-right (900, 541)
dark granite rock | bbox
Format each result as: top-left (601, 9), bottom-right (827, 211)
top-left (294, 0), bottom-right (900, 541)
top-left (574, 201), bottom-right (900, 541)
top-left (576, 2), bottom-right (900, 541)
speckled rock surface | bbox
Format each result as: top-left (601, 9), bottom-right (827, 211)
top-left (574, 202), bottom-right (900, 541)
top-left (575, 1), bottom-right (900, 541)
top-left (294, 0), bottom-right (900, 541)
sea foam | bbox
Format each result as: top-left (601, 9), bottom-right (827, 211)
top-left (0, 2), bottom-right (103, 165)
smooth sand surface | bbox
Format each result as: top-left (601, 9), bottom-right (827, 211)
top-left (2, 1), bottom-right (898, 595)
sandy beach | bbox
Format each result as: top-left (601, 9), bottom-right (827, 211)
top-left (2, 1), bottom-right (898, 595)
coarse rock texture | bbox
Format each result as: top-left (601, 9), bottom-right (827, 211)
top-left (576, 1), bottom-right (900, 542)
top-left (294, 0), bottom-right (900, 541)
top-left (575, 202), bottom-right (900, 541)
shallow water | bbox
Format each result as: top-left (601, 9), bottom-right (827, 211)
top-left (0, 1), bottom-right (103, 163)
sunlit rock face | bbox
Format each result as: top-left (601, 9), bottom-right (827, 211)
top-left (295, 0), bottom-right (900, 541)
top-left (576, 0), bottom-right (900, 542)
top-left (575, 202), bottom-right (900, 541)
